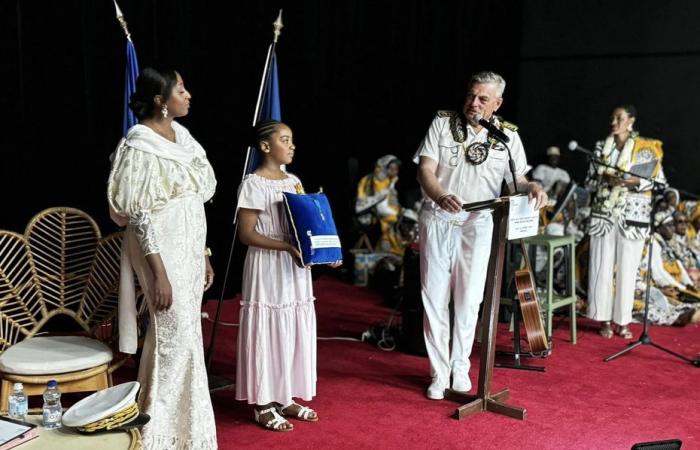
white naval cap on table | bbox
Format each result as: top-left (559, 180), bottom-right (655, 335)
top-left (62, 382), bottom-right (149, 433)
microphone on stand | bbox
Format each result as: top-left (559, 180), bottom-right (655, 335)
top-left (473, 114), bottom-right (519, 192)
top-left (567, 140), bottom-right (597, 157)
top-left (475, 113), bottom-right (510, 144)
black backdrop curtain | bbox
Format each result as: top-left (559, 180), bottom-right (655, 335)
top-left (1, 0), bottom-right (522, 297)
top-left (3, 0), bottom-right (700, 298)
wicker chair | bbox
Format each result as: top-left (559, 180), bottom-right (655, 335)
top-left (0, 207), bottom-right (128, 412)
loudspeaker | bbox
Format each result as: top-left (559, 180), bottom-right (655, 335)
top-left (631, 439), bottom-right (682, 450)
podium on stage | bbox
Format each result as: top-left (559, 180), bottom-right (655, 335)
top-left (445, 194), bottom-right (529, 420)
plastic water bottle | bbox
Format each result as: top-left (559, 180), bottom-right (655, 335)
top-left (8, 382), bottom-right (28, 421)
top-left (42, 380), bottom-right (62, 429)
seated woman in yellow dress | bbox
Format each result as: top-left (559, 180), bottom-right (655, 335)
top-left (355, 155), bottom-right (405, 256)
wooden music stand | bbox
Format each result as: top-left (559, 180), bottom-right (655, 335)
top-left (444, 195), bottom-right (527, 420)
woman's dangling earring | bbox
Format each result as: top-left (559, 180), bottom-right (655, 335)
top-left (161, 105), bottom-right (168, 118)
top-left (627, 124), bottom-right (633, 132)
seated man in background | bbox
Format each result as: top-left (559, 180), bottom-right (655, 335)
top-left (532, 146), bottom-right (571, 199)
top-left (670, 211), bottom-right (700, 282)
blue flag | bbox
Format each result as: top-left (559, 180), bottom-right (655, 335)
top-left (246, 50), bottom-right (281, 174)
top-left (261, 51), bottom-right (281, 122)
top-left (123, 39), bottom-right (140, 136)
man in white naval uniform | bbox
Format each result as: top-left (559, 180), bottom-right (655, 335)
top-left (414, 71), bottom-right (548, 400)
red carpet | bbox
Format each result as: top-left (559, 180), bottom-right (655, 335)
top-left (121, 276), bottom-right (700, 449)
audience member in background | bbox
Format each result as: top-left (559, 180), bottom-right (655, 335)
top-left (647, 212), bottom-right (700, 301)
top-left (632, 212), bottom-right (700, 325)
top-left (678, 200), bottom-right (700, 253)
top-left (670, 211), bottom-right (700, 281)
top-left (355, 155), bottom-right (406, 255)
top-left (655, 188), bottom-right (680, 215)
top-left (532, 145), bottom-right (571, 199)
top-left (585, 104), bottom-right (666, 339)
top-left (665, 188), bottom-right (680, 212)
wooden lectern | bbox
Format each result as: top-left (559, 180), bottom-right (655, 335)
top-left (444, 195), bottom-right (527, 420)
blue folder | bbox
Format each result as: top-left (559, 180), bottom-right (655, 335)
top-left (282, 192), bottom-right (343, 266)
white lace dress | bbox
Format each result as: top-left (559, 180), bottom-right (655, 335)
top-left (235, 173), bottom-right (317, 406)
top-left (108, 122), bottom-right (218, 450)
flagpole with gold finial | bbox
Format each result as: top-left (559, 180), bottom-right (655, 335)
top-left (273, 9), bottom-right (284, 44)
top-left (113, 0), bottom-right (132, 41)
top-left (113, 0), bottom-right (140, 136)
top-left (250, 9), bottom-right (283, 131)
top-left (205, 10), bottom-right (285, 387)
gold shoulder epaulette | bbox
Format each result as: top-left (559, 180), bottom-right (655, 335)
top-left (501, 120), bottom-right (518, 132)
top-left (437, 110), bottom-right (456, 118)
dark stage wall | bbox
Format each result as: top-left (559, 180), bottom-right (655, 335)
top-left (1, 0), bottom-right (521, 295)
top-left (2, 1), bottom-right (698, 295)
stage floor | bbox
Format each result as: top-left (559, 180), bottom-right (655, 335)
top-left (122, 275), bottom-right (700, 449)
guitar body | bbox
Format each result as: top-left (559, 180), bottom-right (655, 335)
top-left (514, 267), bottom-right (549, 353)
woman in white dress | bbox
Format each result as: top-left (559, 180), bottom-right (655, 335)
top-left (108, 67), bottom-right (218, 449)
top-left (235, 120), bottom-right (323, 432)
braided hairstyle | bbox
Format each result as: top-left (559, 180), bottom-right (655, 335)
top-left (251, 120), bottom-right (286, 149)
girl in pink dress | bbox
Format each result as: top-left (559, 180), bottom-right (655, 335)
top-left (235, 120), bottom-right (320, 431)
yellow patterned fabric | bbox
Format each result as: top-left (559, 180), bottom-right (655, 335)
top-left (629, 137), bottom-right (663, 177)
top-left (662, 255), bottom-right (700, 300)
top-left (679, 200), bottom-right (700, 222)
top-left (663, 260), bottom-right (682, 280)
top-left (355, 155), bottom-right (404, 255)
top-left (589, 135), bottom-right (665, 241)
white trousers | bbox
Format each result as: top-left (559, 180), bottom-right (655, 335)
top-left (419, 210), bottom-right (493, 384)
top-left (587, 226), bottom-right (645, 325)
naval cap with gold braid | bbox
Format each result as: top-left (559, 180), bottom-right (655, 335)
top-left (63, 382), bottom-right (150, 433)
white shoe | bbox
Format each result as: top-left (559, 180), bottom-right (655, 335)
top-left (451, 374), bottom-right (471, 392)
top-left (426, 379), bottom-right (447, 400)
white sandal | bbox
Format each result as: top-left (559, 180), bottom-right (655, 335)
top-left (282, 402), bottom-right (319, 422)
top-left (254, 407), bottom-right (293, 432)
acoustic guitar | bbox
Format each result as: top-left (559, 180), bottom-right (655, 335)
top-left (514, 241), bottom-right (549, 353)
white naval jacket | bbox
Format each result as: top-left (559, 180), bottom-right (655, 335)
top-left (413, 111), bottom-right (528, 212)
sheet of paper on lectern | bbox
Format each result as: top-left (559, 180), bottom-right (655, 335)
top-left (507, 195), bottom-right (539, 240)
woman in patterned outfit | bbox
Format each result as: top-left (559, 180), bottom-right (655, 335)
top-left (586, 105), bottom-right (666, 339)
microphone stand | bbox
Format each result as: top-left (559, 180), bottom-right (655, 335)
top-left (581, 155), bottom-right (699, 366)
